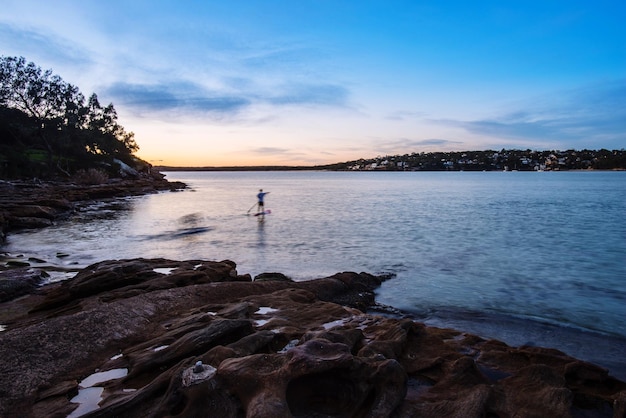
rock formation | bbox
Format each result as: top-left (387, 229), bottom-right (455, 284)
top-left (0, 258), bottom-right (624, 417)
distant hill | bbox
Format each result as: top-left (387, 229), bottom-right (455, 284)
top-left (157, 149), bottom-right (626, 172)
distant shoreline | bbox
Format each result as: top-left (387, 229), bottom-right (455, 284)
top-left (154, 148), bottom-right (626, 172)
top-left (156, 165), bottom-right (315, 172)
top-left (156, 165), bottom-right (625, 172)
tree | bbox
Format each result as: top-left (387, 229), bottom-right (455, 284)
top-left (85, 93), bottom-right (138, 157)
top-left (0, 57), bottom-right (81, 167)
top-left (0, 56), bottom-right (139, 178)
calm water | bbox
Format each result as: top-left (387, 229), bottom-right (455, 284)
top-left (4, 171), bottom-right (626, 378)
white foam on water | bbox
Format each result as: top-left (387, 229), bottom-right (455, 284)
top-left (42, 270), bottom-right (78, 285)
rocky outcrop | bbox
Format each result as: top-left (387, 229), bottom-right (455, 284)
top-left (0, 178), bottom-right (186, 242)
top-left (0, 258), bottom-right (624, 417)
top-left (0, 266), bottom-right (49, 302)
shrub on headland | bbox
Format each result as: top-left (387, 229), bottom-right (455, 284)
top-left (72, 168), bottom-right (109, 185)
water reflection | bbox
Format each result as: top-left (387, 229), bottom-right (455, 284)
top-left (256, 220), bottom-right (266, 248)
top-left (135, 213), bottom-right (214, 241)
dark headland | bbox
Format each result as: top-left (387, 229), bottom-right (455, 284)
top-left (1, 177), bottom-right (625, 417)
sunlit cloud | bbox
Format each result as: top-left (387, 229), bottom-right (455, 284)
top-left (252, 147), bottom-right (291, 155)
top-left (246, 146), bottom-right (325, 165)
top-left (373, 138), bottom-right (465, 155)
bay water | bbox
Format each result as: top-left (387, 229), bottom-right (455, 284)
top-left (3, 171), bottom-right (625, 378)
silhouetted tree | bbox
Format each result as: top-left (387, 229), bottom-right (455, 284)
top-left (0, 56), bottom-right (139, 178)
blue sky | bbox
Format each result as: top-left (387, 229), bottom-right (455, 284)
top-left (1, 0), bottom-right (625, 166)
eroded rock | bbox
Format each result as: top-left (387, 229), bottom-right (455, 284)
top-left (0, 258), bottom-right (623, 418)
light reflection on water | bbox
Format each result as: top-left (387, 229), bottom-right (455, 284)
top-left (4, 171), bottom-right (626, 376)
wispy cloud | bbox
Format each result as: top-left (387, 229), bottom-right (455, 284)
top-left (385, 110), bottom-right (427, 121)
top-left (239, 42), bottom-right (325, 74)
top-left (104, 81), bottom-right (250, 115)
top-left (404, 138), bottom-right (463, 147)
top-left (103, 78), bottom-right (351, 120)
top-left (437, 80), bottom-right (626, 149)
top-left (251, 147), bottom-right (291, 155)
top-left (376, 138), bottom-right (464, 154)
top-left (0, 19), bottom-right (350, 121)
top-left (268, 82), bottom-right (349, 107)
top-left (249, 146), bottom-right (323, 164)
top-left (0, 23), bottom-right (92, 69)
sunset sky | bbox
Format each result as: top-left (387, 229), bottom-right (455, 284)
top-left (1, 1), bottom-right (625, 166)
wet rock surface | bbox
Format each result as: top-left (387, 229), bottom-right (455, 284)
top-left (0, 266), bottom-right (49, 302)
top-left (0, 258), bottom-right (624, 417)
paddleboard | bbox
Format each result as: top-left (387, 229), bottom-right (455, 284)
top-left (254, 209), bottom-right (271, 216)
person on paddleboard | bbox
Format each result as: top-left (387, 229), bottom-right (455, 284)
top-left (257, 189), bottom-right (269, 213)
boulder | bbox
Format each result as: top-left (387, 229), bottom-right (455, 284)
top-left (0, 267), bottom-right (48, 302)
top-left (254, 272), bottom-right (293, 282)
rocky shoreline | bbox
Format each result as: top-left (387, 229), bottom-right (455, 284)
top-left (0, 175), bottom-right (186, 243)
top-left (0, 258), bottom-right (624, 417)
top-left (1, 180), bottom-right (625, 417)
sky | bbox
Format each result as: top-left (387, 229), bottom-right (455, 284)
top-left (1, 1), bottom-right (625, 166)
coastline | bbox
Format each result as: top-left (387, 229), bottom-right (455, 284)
top-left (0, 176), bottom-right (186, 243)
top-left (404, 306), bottom-right (626, 383)
top-left (3, 245), bottom-right (624, 384)
top-left (1, 179), bottom-right (625, 416)
top-left (1, 258), bottom-right (625, 417)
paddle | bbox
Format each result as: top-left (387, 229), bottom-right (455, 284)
top-left (246, 202), bottom-right (257, 215)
